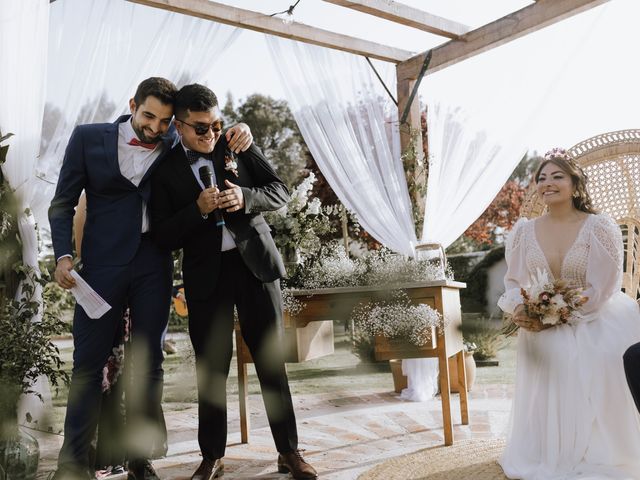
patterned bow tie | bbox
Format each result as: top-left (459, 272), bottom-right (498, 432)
top-left (186, 149), bottom-right (214, 164)
top-left (128, 138), bottom-right (158, 150)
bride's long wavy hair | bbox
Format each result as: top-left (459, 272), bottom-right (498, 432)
top-left (534, 148), bottom-right (597, 214)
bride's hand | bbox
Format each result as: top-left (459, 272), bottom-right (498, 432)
top-left (513, 305), bottom-right (552, 332)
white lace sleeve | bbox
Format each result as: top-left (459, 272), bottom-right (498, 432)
top-left (581, 214), bottom-right (623, 315)
top-left (497, 218), bottom-right (529, 314)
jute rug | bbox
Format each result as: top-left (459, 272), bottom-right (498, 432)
top-left (359, 438), bottom-right (508, 480)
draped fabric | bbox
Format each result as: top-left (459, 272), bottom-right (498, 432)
top-left (266, 36), bottom-right (437, 400)
top-left (420, 3), bottom-right (605, 249)
top-left (266, 36), bottom-right (417, 257)
top-left (0, 0), bottom-right (51, 426)
top-left (36, 0), bottom-right (241, 226)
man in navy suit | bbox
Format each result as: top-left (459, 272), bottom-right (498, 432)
top-left (150, 84), bottom-right (317, 480)
top-left (48, 77), bottom-right (252, 480)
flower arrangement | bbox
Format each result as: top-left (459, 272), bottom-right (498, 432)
top-left (502, 268), bottom-right (588, 336)
top-left (351, 291), bottom-right (444, 347)
top-left (288, 242), bottom-right (452, 290)
top-left (264, 172), bottom-right (335, 259)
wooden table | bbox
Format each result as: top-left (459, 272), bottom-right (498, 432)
top-left (235, 280), bottom-right (468, 446)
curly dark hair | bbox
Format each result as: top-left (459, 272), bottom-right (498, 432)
top-left (534, 148), bottom-right (597, 214)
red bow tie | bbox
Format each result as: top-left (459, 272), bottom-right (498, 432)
top-left (128, 138), bottom-right (158, 150)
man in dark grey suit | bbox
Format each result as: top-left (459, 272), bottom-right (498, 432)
top-left (49, 77), bottom-right (252, 480)
top-left (149, 84), bottom-right (317, 480)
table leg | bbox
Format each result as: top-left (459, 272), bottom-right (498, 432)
top-left (235, 327), bottom-right (250, 443)
top-left (438, 347), bottom-right (453, 446)
top-left (456, 350), bottom-right (469, 425)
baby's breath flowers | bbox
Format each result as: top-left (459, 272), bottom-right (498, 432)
top-left (289, 243), bottom-right (453, 290)
top-left (352, 291), bottom-right (444, 347)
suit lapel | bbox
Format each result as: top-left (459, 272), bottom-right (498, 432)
top-left (171, 146), bottom-right (204, 197)
top-left (103, 121), bottom-right (121, 181)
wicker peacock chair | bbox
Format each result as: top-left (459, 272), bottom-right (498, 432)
top-left (520, 129), bottom-right (640, 299)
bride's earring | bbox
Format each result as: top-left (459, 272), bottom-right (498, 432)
top-left (573, 191), bottom-right (579, 198)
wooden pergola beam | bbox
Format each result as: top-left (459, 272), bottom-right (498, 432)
top-left (126, 0), bottom-right (414, 63)
top-left (322, 0), bottom-right (470, 39)
top-left (398, 0), bottom-right (610, 80)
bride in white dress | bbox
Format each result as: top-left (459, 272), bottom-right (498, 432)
top-left (497, 148), bottom-right (640, 480)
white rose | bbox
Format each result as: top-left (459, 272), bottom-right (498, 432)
top-left (542, 311), bottom-right (561, 325)
top-left (551, 294), bottom-right (567, 309)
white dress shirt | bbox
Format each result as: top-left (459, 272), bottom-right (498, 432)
top-left (118, 120), bottom-right (163, 233)
top-left (183, 142), bottom-right (237, 252)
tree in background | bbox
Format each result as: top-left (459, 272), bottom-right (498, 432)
top-left (222, 93), bottom-right (306, 189)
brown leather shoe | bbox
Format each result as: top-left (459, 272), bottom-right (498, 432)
top-left (277, 450), bottom-right (317, 479)
top-left (190, 459), bottom-right (224, 480)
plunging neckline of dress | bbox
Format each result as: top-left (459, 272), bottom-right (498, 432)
top-left (532, 214), bottom-right (591, 281)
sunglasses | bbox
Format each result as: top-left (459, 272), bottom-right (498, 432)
top-left (179, 119), bottom-right (223, 136)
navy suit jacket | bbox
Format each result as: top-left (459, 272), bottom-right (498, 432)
top-left (48, 115), bottom-right (176, 266)
top-left (149, 136), bottom-right (288, 300)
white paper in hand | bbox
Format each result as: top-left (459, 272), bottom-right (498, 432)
top-left (69, 270), bottom-right (112, 319)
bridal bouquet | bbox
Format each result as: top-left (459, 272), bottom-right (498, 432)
top-left (502, 268), bottom-right (588, 336)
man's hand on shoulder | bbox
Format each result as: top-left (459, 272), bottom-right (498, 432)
top-left (219, 180), bottom-right (245, 213)
top-left (55, 257), bottom-right (76, 289)
top-left (226, 123), bottom-right (253, 153)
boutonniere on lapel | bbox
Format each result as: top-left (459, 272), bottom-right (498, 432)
top-left (224, 148), bottom-right (239, 178)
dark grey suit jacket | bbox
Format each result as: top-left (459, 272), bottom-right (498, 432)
top-left (149, 136), bottom-right (288, 300)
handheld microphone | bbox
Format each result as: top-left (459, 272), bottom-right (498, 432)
top-left (198, 165), bottom-right (225, 227)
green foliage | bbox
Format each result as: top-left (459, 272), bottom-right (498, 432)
top-left (400, 124), bottom-right (427, 237)
top-left (0, 265), bottom-right (70, 420)
top-left (0, 131), bottom-right (14, 166)
top-left (43, 281), bottom-right (75, 333)
top-left (0, 132), bottom-right (20, 306)
top-left (223, 93), bottom-right (307, 189)
top-left (459, 246), bottom-right (505, 312)
top-left (461, 317), bottom-right (505, 361)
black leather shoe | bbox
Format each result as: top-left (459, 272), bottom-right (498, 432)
top-left (127, 459), bottom-right (160, 480)
top-left (50, 465), bottom-right (96, 480)
top-left (277, 450), bottom-right (317, 479)
top-left (190, 458), bottom-right (224, 480)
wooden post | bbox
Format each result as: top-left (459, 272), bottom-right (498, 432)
top-left (396, 70), bottom-right (425, 237)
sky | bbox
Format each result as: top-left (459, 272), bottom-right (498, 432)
top-left (210, 0), bottom-right (532, 100)
top-left (206, 0), bottom-right (640, 153)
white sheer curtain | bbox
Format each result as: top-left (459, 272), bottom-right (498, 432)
top-left (0, 0), bottom-right (51, 425)
top-left (266, 37), bottom-right (417, 257)
top-left (34, 0), bottom-right (241, 227)
top-left (421, 4), bottom-right (604, 248)
top-left (267, 37), bottom-right (438, 401)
